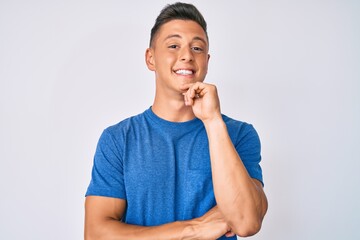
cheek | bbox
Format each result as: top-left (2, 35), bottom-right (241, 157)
top-left (199, 58), bottom-right (209, 73)
top-left (156, 54), bottom-right (176, 68)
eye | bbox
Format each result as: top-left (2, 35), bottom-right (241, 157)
top-left (192, 46), bottom-right (203, 52)
top-left (168, 45), bottom-right (179, 49)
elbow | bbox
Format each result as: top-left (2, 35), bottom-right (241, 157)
top-left (227, 205), bottom-right (267, 237)
top-left (231, 216), bottom-right (263, 237)
top-left (234, 193), bottom-right (268, 237)
top-left (233, 221), bottom-right (262, 237)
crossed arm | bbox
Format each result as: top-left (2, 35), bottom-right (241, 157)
top-left (85, 197), bottom-right (233, 240)
top-left (85, 82), bottom-right (267, 239)
top-left (183, 82), bottom-right (268, 236)
top-left (204, 118), bottom-right (267, 236)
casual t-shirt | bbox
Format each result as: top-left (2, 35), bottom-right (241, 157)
top-left (86, 107), bottom-right (263, 239)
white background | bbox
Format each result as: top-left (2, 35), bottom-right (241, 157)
top-left (1, 0), bottom-right (359, 239)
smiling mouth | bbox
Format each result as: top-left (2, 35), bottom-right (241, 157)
top-left (174, 69), bottom-right (195, 76)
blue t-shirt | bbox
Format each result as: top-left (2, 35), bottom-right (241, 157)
top-left (86, 107), bottom-right (263, 239)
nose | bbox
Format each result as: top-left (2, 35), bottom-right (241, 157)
top-left (179, 47), bottom-right (193, 62)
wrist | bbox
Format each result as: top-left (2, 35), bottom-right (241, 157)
top-left (180, 220), bottom-right (197, 240)
top-left (203, 115), bottom-right (225, 131)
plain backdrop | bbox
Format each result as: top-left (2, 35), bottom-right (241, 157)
top-left (1, 0), bottom-right (359, 239)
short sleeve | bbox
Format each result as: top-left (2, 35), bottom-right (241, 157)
top-left (236, 124), bottom-right (263, 185)
top-left (85, 129), bottom-right (126, 199)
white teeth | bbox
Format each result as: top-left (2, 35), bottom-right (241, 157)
top-left (175, 69), bottom-right (193, 75)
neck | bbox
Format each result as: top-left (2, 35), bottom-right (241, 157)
top-left (152, 92), bottom-right (196, 122)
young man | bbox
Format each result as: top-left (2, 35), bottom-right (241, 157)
top-left (85, 2), bottom-right (267, 239)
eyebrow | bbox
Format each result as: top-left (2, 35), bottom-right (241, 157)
top-left (164, 34), bottom-right (207, 44)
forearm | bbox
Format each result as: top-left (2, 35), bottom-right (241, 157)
top-left (85, 206), bottom-right (231, 240)
top-left (204, 118), bottom-right (267, 236)
top-left (182, 81), bottom-right (267, 235)
top-left (86, 219), bottom-right (193, 240)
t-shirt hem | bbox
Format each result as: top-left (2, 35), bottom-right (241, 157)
top-left (85, 188), bottom-right (126, 199)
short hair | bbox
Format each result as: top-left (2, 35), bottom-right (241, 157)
top-left (149, 2), bottom-right (208, 47)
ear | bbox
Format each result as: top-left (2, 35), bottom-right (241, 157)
top-left (145, 48), bottom-right (155, 71)
top-left (205, 53), bottom-right (210, 74)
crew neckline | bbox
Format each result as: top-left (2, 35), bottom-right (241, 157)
top-left (145, 106), bottom-right (203, 128)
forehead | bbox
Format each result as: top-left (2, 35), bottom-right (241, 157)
top-left (154, 19), bottom-right (208, 44)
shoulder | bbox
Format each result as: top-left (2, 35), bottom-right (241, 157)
top-left (222, 114), bottom-right (263, 183)
top-left (97, 109), bottom-right (150, 149)
top-left (104, 109), bottom-right (149, 135)
top-left (222, 114), bottom-right (261, 150)
top-left (222, 114), bottom-right (259, 138)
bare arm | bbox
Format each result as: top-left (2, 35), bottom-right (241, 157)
top-left (204, 119), bottom-right (268, 237)
top-left (84, 196), bottom-right (233, 240)
top-left (182, 82), bottom-right (268, 237)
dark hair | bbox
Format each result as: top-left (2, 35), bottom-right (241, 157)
top-left (149, 2), bottom-right (208, 47)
